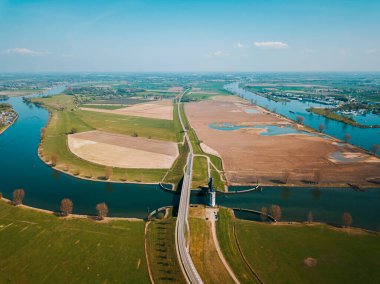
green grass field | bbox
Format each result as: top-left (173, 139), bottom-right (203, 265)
top-left (307, 107), bottom-right (364, 127)
top-left (217, 208), bottom-right (380, 284)
top-left (31, 94), bottom-right (184, 183)
top-left (0, 201), bottom-right (150, 283)
top-left (191, 156), bottom-right (209, 188)
top-left (146, 217), bottom-right (186, 283)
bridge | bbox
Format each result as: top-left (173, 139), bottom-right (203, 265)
top-left (175, 91), bottom-right (204, 284)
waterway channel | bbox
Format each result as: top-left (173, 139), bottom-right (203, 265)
top-left (0, 86), bottom-right (379, 231)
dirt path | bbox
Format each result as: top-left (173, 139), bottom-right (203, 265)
top-left (206, 208), bottom-right (240, 284)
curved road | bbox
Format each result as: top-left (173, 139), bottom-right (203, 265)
top-left (175, 91), bottom-right (204, 284)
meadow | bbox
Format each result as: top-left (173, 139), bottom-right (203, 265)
top-left (0, 201), bottom-right (150, 283)
top-left (216, 208), bottom-right (380, 284)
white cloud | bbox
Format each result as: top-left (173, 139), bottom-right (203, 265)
top-left (254, 41), bottom-right (288, 49)
top-left (213, 50), bottom-right (229, 56)
top-left (4, 47), bottom-right (51, 55)
top-left (234, 42), bottom-right (244, 48)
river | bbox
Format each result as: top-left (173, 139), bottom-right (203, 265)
top-left (224, 82), bottom-right (380, 152)
top-left (0, 86), bottom-right (379, 231)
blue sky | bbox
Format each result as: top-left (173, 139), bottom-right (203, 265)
top-left (0, 0), bottom-right (379, 72)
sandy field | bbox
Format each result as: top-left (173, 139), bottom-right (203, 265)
top-left (68, 130), bottom-right (178, 169)
top-left (185, 96), bottom-right (380, 187)
top-left (80, 100), bottom-right (173, 120)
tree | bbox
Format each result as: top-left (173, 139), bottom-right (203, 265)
top-left (308, 211), bottom-right (313, 223)
top-left (282, 171), bottom-right (290, 184)
top-left (344, 133), bottom-right (351, 143)
top-left (104, 166), bottom-right (112, 180)
top-left (13, 189), bottom-right (25, 205)
top-left (342, 212), bottom-right (352, 228)
top-left (51, 154), bottom-right (59, 166)
top-left (372, 144), bottom-right (379, 155)
top-left (318, 123), bottom-right (326, 133)
top-left (60, 198), bottom-right (73, 216)
top-left (314, 170), bottom-right (321, 184)
top-left (296, 115), bottom-right (304, 124)
top-left (96, 202), bottom-right (109, 220)
top-left (260, 206), bottom-right (268, 222)
top-left (269, 204), bottom-right (282, 221)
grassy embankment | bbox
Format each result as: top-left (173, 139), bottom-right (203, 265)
top-left (217, 208), bottom-right (380, 284)
top-left (146, 216), bottom-right (186, 283)
top-left (0, 200), bottom-right (150, 283)
top-left (31, 94), bottom-right (185, 184)
top-left (189, 206), bottom-right (235, 284)
top-left (179, 103), bottom-right (225, 190)
top-left (307, 107), bottom-right (377, 128)
top-left (191, 156), bottom-right (209, 189)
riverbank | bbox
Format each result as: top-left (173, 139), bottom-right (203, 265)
top-left (307, 107), bottom-right (380, 129)
top-left (0, 197), bottom-right (142, 222)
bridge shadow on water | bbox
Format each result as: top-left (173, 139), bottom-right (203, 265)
top-left (168, 178), bottom-right (209, 218)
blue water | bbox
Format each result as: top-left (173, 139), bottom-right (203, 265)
top-left (225, 82), bottom-right (380, 151)
top-left (353, 112), bottom-right (380, 126)
top-left (1, 85), bottom-right (379, 230)
top-left (218, 186), bottom-right (380, 231)
top-left (209, 123), bottom-right (323, 137)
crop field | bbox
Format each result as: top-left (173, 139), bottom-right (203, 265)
top-left (0, 201), bottom-right (150, 283)
top-left (81, 100), bottom-right (174, 120)
top-left (68, 130), bottom-right (179, 169)
top-left (216, 208), bottom-right (380, 284)
top-left (32, 95), bottom-right (181, 183)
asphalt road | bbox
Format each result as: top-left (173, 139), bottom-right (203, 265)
top-left (175, 91), bottom-right (204, 284)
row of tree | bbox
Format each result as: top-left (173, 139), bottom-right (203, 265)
top-left (11, 189), bottom-right (109, 220)
top-left (296, 115), bottom-right (379, 154)
top-left (260, 205), bottom-right (353, 227)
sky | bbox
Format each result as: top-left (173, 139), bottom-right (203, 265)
top-left (0, 0), bottom-right (379, 72)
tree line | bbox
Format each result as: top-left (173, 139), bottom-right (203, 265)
top-left (260, 204), bottom-right (353, 228)
top-left (7, 189), bottom-right (109, 220)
